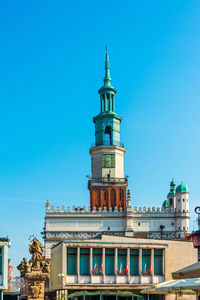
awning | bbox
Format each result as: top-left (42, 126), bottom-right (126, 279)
top-left (141, 278), bottom-right (200, 295)
top-left (68, 290), bottom-right (143, 298)
top-left (172, 261), bottom-right (200, 279)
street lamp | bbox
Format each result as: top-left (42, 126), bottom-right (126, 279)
top-left (58, 273), bottom-right (64, 288)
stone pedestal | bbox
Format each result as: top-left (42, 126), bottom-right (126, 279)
top-left (26, 269), bottom-right (49, 300)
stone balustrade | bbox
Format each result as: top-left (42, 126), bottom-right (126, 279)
top-left (46, 201), bottom-right (187, 215)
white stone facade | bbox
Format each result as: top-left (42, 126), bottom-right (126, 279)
top-left (44, 194), bottom-right (190, 259)
top-left (0, 238), bottom-right (10, 291)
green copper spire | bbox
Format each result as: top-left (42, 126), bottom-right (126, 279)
top-left (167, 178), bottom-right (176, 197)
top-left (99, 47), bottom-right (116, 94)
top-left (93, 50), bottom-right (122, 147)
top-left (104, 48), bottom-right (111, 87)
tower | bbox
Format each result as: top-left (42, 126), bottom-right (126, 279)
top-left (175, 181), bottom-right (190, 238)
top-left (88, 51), bottom-right (128, 212)
top-left (167, 178), bottom-right (176, 209)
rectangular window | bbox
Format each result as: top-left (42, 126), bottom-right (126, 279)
top-left (154, 249), bottom-right (163, 275)
top-left (130, 249), bottom-right (139, 275)
top-left (105, 249), bottom-right (114, 275)
top-left (80, 248), bottom-right (90, 275)
top-left (0, 248), bottom-right (2, 275)
top-left (93, 248), bottom-right (102, 275)
top-left (142, 249), bottom-right (151, 275)
top-left (67, 248), bottom-right (77, 275)
top-left (117, 249), bottom-right (126, 275)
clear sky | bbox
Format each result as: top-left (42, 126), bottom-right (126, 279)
top-left (0, 1), bottom-right (200, 273)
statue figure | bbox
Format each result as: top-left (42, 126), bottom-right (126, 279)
top-left (29, 238), bottom-right (44, 269)
top-left (41, 261), bottom-right (50, 274)
top-left (17, 258), bottom-right (31, 277)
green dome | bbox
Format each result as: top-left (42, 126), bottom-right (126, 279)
top-left (162, 199), bottom-right (168, 208)
top-left (167, 190), bottom-right (176, 197)
top-left (167, 178), bottom-right (176, 197)
top-left (176, 182), bottom-right (189, 193)
top-left (170, 178), bottom-right (176, 188)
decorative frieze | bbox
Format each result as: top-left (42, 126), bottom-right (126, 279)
top-left (147, 232), bottom-right (176, 239)
top-left (45, 231), bottom-right (125, 240)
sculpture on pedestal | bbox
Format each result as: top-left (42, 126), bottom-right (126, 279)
top-left (17, 238), bottom-right (50, 300)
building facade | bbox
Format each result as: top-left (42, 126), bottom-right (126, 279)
top-left (49, 235), bottom-right (197, 300)
top-left (44, 53), bottom-right (190, 260)
top-left (0, 238), bottom-right (10, 300)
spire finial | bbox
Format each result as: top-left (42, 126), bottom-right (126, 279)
top-left (104, 47), bottom-right (111, 87)
top-left (127, 189), bottom-right (131, 208)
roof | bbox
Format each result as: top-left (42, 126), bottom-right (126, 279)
top-left (172, 261), bottom-right (200, 279)
top-left (142, 278), bottom-right (200, 294)
top-left (51, 233), bottom-right (193, 251)
top-left (162, 199), bottom-right (168, 207)
top-left (0, 237), bottom-right (9, 242)
top-left (167, 191), bottom-right (176, 197)
top-left (176, 182), bottom-right (189, 193)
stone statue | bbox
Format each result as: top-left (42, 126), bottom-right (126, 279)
top-left (18, 237), bottom-right (50, 300)
top-left (29, 238), bottom-right (44, 269)
top-left (17, 258), bottom-right (31, 277)
top-left (41, 261), bottom-right (50, 274)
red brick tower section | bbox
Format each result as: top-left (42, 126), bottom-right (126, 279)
top-left (88, 181), bottom-right (128, 211)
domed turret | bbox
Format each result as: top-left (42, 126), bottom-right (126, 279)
top-left (162, 199), bottom-right (168, 208)
top-left (168, 178), bottom-right (176, 197)
top-left (167, 178), bottom-right (176, 208)
top-left (176, 181), bottom-right (189, 194)
top-left (175, 181), bottom-right (190, 239)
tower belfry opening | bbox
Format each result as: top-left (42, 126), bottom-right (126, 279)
top-left (105, 126), bottom-right (111, 145)
top-left (88, 51), bottom-right (128, 212)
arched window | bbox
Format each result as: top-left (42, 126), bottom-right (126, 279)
top-left (111, 189), bottom-right (116, 210)
top-left (103, 190), bottom-right (108, 208)
top-left (119, 189), bottom-right (124, 207)
top-left (95, 189), bottom-right (101, 209)
top-left (98, 189), bottom-right (101, 207)
top-left (105, 126), bottom-right (112, 145)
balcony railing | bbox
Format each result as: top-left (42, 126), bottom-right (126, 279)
top-left (91, 140), bottom-right (125, 148)
top-left (89, 177), bottom-right (128, 184)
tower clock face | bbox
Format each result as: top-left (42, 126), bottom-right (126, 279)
top-left (102, 154), bottom-right (115, 168)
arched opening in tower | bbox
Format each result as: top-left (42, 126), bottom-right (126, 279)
top-left (111, 189), bottom-right (116, 211)
top-left (105, 126), bottom-right (112, 145)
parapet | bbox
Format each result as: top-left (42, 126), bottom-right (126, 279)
top-left (45, 201), bottom-right (124, 215)
top-left (45, 200), bottom-right (188, 215)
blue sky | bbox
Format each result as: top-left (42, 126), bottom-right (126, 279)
top-left (0, 1), bottom-right (200, 272)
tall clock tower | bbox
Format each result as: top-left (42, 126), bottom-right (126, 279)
top-left (88, 51), bottom-right (128, 212)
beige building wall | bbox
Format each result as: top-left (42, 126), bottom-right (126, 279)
top-left (50, 234), bottom-right (198, 300)
top-left (166, 239), bottom-right (197, 280)
top-left (50, 242), bottom-right (63, 290)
